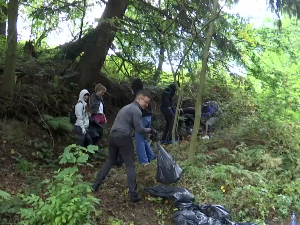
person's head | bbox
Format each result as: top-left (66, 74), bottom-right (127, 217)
top-left (95, 83), bottom-right (106, 97)
top-left (131, 78), bottom-right (144, 96)
top-left (79, 89), bottom-right (90, 102)
top-left (201, 102), bottom-right (209, 112)
top-left (169, 82), bottom-right (180, 93)
top-left (135, 90), bottom-right (151, 109)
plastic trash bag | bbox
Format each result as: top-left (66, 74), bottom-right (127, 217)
top-left (146, 186), bottom-right (194, 207)
top-left (173, 210), bottom-right (222, 225)
top-left (197, 204), bottom-right (232, 223)
top-left (156, 144), bottom-right (182, 184)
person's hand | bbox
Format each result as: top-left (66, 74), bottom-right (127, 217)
top-left (104, 116), bottom-right (107, 124)
top-left (150, 134), bottom-right (160, 142)
top-left (82, 128), bottom-right (86, 135)
top-left (150, 127), bottom-right (158, 135)
top-left (180, 108), bottom-right (184, 114)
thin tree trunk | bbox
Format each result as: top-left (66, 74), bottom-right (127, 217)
top-left (1, 0), bottom-right (18, 98)
top-left (153, 34), bottom-right (165, 82)
top-left (188, 0), bottom-right (219, 163)
top-left (172, 83), bottom-right (183, 144)
top-left (78, 0), bottom-right (129, 88)
top-left (0, 3), bottom-right (7, 36)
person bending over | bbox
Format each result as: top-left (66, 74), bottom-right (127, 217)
top-left (201, 101), bottom-right (222, 140)
top-left (92, 90), bottom-right (157, 202)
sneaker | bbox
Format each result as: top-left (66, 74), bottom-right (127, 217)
top-left (141, 163), bottom-right (149, 166)
top-left (201, 135), bottom-right (210, 140)
top-left (130, 195), bottom-right (142, 203)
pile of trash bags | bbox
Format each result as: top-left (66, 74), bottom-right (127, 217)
top-left (146, 186), bottom-right (258, 225)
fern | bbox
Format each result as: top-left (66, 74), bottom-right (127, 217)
top-left (43, 115), bottom-right (73, 132)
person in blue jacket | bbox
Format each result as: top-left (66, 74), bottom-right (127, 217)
top-left (131, 78), bottom-right (155, 165)
top-left (201, 101), bottom-right (222, 140)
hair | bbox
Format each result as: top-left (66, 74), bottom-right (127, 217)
top-left (131, 78), bottom-right (144, 95)
top-left (95, 83), bottom-right (106, 93)
top-left (136, 90), bottom-right (151, 99)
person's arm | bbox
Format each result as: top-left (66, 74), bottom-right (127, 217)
top-left (132, 107), bottom-right (151, 134)
top-left (90, 94), bottom-right (98, 114)
top-left (201, 106), bottom-right (215, 117)
top-left (75, 103), bottom-right (85, 129)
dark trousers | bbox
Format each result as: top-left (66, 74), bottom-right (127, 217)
top-left (94, 131), bottom-right (138, 197)
top-left (161, 107), bottom-right (178, 141)
top-left (74, 125), bottom-right (92, 147)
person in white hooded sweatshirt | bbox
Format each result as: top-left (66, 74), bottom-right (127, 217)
top-left (74, 89), bottom-right (92, 147)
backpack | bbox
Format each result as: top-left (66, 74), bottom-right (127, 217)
top-left (206, 101), bottom-right (222, 116)
top-left (70, 101), bottom-right (83, 125)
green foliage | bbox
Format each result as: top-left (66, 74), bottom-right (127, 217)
top-left (59, 144), bottom-right (98, 166)
top-left (0, 190), bottom-right (23, 224)
top-left (43, 114), bottom-right (73, 132)
top-left (20, 144), bottom-right (100, 225)
top-left (20, 167), bottom-right (99, 225)
top-left (33, 138), bottom-right (56, 165)
top-left (0, 190), bottom-right (11, 200)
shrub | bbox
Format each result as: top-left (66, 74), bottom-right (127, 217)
top-left (20, 144), bottom-right (100, 225)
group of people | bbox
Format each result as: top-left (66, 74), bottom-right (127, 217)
top-left (160, 83), bottom-right (222, 141)
top-left (73, 84), bottom-right (107, 148)
top-left (72, 79), bottom-right (221, 202)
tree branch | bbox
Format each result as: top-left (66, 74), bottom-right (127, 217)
top-left (79, 0), bottom-right (87, 39)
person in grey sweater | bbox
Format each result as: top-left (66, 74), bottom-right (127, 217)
top-left (92, 90), bottom-right (156, 202)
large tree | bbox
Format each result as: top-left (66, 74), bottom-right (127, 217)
top-left (1, 0), bottom-right (18, 98)
top-left (60, 0), bottom-right (129, 88)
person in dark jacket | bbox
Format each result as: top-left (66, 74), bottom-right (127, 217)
top-left (160, 83), bottom-right (179, 144)
top-left (131, 78), bottom-right (155, 165)
top-left (89, 83), bottom-right (107, 145)
top-left (92, 90), bottom-right (157, 202)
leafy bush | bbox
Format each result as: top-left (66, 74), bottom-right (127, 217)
top-left (20, 167), bottom-right (99, 225)
top-left (20, 144), bottom-right (100, 225)
top-left (0, 190), bottom-right (23, 224)
top-left (59, 144), bottom-right (98, 166)
top-left (43, 115), bottom-right (73, 132)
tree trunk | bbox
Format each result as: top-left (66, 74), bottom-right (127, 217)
top-left (1, 0), bottom-right (18, 98)
top-left (0, 3), bottom-right (7, 36)
top-left (153, 34), bottom-right (165, 82)
top-left (77, 0), bottom-right (129, 88)
top-left (188, 0), bottom-right (219, 163)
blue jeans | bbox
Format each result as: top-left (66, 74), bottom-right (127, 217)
top-left (135, 116), bottom-right (155, 164)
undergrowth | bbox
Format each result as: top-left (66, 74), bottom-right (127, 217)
top-left (168, 108), bottom-right (300, 224)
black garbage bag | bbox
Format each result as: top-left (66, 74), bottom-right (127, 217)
top-left (173, 210), bottom-right (222, 225)
top-left (197, 204), bottom-right (232, 223)
top-left (146, 186), bottom-right (195, 207)
top-left (156, 144), bottom-right (182, 184)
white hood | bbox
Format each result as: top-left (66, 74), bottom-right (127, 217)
top-left (78, 89), bottom-right (89, 105)
top-left (75, 89), bottom-right (90, 129)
